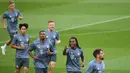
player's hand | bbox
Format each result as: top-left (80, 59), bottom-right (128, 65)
top-left (56, 40), bottom-right (60, 44)
top-left (17, 46), bottom-right (25, 49)
top-left (18, 16), bottom-right (23, 20)
top-left (33, 56), bottom-right (39, 60)
top-left (3, 24), bottom-right (6, 29)
top-left (48, 49), bottom-right (52, 55)
top-left (80, 62), bottom-right (85, 68)
top-left (64, 46), bottom-right (68, 49)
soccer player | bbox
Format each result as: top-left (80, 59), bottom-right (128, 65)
top-left (86, 49), bottom-right (105, 73)
top-left (63, 37), bottom-right (85, 73)
top-left (28, 30), bottom-right (54, 73)
top-left (1, 1), bottom-right (23, 55)
top-left (11, 23), bottom-right (29, 73)
top-left (45, 20), bottom-right (61, 73)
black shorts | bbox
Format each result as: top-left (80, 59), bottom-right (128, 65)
top-left (15, 58), bottom-right (29, 69)
top-left (35, 67), bottom-right (48, 73)
top-left (49, 54), bottom-right (56, 62)
top-left (8, 31), bottom-right (17, 40)
top-left (67, 71), bottom-right (82, 73)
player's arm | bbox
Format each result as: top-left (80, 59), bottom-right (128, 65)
top-left (80, 49), bottom-right (85, 67)
top-left (28, 43), bottom-right (39, 60)
top-left (1, 13), bottom-right (7, 29)
top-left (17, 10), bottom-right (23, 20)
top-left (56, 32), bottom-right (61, 44)
top-left (86, 63), bottom-right (94, 73)
top-left (63, 46), bottom-right (68, 55)
top-left (11, 35), bottom-right (24, 49)
top-left (11, 44), bottom-right (24, 49)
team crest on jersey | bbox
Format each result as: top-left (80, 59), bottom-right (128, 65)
top-left (10, 15), bottom-right (12, 18)
top-left (46, 45), bottom-right (49, 49)
top-left (53, 36), bottom-right (55, 38)
top-left (16, 13), bottom-right (18, 17)
top-left (46, 36), bottom-right (48, 38)
top-left (26, 38), bottom-right (29, 42)
top-left (77, 53), bottom-right (80, 56)
top-left (19, 39), bottom-right (22, 41)
top-left (37, 44), bottom-right (40, 48)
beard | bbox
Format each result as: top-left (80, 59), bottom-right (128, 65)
top-left (100, 58), bottom-right (104, 60)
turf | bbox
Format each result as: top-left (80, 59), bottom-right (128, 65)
top-left (0, 0), bottom-right (130, 73)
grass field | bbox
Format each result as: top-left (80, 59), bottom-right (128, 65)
top-left (0, 0), bottom-right (130, 73)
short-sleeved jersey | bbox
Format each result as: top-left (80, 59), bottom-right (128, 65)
top-left (11, 34), bottom-right (30, 58)
top-left (86, 60), bottom-right (105, 73)
top-left (2, 9), bottom-right (22, 33)
top-left (29, 39), bottom-right (53, 68)
top-left (66, 47), bottom-right (84, 72)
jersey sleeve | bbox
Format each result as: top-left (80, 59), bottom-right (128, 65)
top-left (11, 35), bottom-right (17, 44)
top-left (80, 49), bottom-right (84, 57)
top-left (29, 42), bottom-right (35, 51)
top-left (2, 12), bottom-right (8, 19)
top-left (17, 10), bottom-right (22, 17)
top-left (86, 62), bottom-right (94, 73)
top-left (56, 32), bottom-right (60, 40)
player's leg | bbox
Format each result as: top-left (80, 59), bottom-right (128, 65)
top-left (74, 71), bottom-right (82, 73)
top-left (35, 67), bottom-right (44, 73)
top-left (43, 68), bottom-right (48, 73)
top-left (1, 32), bottom-right (16, 55)
top-left (23, 58), bottom-right (29, 73)
top-left (15, 69), bottom-right (21, 73)
top-left (15, 58), bottom-right (22, 73)
top-left (48, 54), bottom-right (56, 73)
top-left (24, 67), bottom-right (28, 73)
top-left (67, 71), bottom-right (73, 73)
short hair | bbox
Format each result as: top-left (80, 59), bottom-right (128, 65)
top-left (48, 20), bottom-right (54, 23)
top-left (19, 23), bottom-right (29, 29)
top-left (9, 0), bottom-right (14, 5)
top-left (39, 30), bottom-right (46, 35)
top-left (93, 49), bottom-right (103, 58)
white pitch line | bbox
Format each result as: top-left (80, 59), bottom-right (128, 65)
top-left (58, 16), bottom-right (130, 32)
top-left (0, 16), bottom-right (130, 44)
top-left (62, 29), bottom-right (130, 36)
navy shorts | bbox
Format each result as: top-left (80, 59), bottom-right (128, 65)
top-left (35, 67), bottom-right (48, 73)
top-left (7, 28), bottom-right (17, 39)
top-left (15, 58), bottom-right (29, 69)
top-left (67, 71), bottom-right (82, 73)
top-left (49, 54), bottom-right (56, 62)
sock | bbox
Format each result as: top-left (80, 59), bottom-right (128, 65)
top-left (4, 44), bottom-right (7, 48)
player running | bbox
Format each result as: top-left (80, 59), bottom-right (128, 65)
top-left (45, 20), bottom-right (61, 73)
top-left (28, 30), bottom-right (54, 73)
top-left (63, 37), bottom-right (85, 73)
top-left (1, 1), bottom-right (23, 55)
top-left (11, 23), bottom-right (29, 73)
top-left (86, 49), bottom-right (105, 73)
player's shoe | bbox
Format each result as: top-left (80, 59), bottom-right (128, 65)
top-left (1, 46), bottom-right (6, 55)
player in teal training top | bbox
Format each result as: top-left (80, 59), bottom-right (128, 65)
top-left (63, 37), bottom-right (85, 73)
top-left (45, 20), bottom-right (60, 73)
top-left (11, 23), bottom-right (29, 73)
top-left (1, 1), bottom-right (23, 55)
top-left (86, 49), bottom-right (105, 73)
top-left (28, 30), bottom-right (54, 73)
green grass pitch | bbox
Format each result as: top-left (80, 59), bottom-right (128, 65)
top-left (0, 0), bottom-right (130, 73)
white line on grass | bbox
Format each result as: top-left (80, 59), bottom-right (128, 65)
top-left (58, 16), bottom-right (130, 32)
top-left (0, 16), bottom-right (130, 44)
top-left (62, 29), bottom-right (130, 36)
